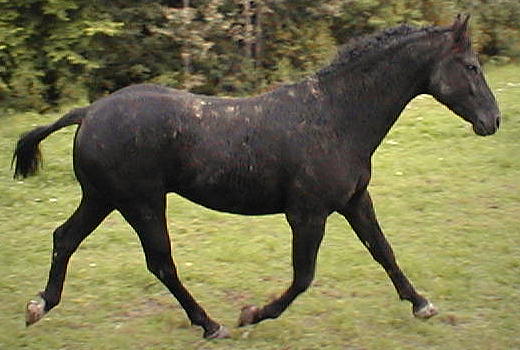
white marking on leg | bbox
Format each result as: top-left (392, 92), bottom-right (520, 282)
top-left (26, 296), bottom-right (46, 326)
top-left (414, 302), bottom-right (438, 319)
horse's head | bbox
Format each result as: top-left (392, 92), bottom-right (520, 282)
top-left (428, 14), bottom-right (500, 136)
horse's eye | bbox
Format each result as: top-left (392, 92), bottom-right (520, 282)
top-left (465, 64), bottom-right (478, 72)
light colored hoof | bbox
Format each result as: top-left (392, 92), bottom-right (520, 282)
top-left (26, 297), bottom-right (46, 326)
top-left (204, 325), bottom-right (230, 339)
top-left (414, 302), bottom-right (438, 319)
top-left (238, 305), bottom-right (260, 327)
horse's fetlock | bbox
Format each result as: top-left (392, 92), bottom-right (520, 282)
top-left (40, 292), bottom-right (59, 311)
top-left (261, 305), bottom-right (283, 320)
top-left (190, 313), bottom-right (211, 328)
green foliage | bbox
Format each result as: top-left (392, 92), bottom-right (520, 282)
top-left (0, 0), bottom-right (123, 109)
top-left (0, 0), bottom-right (519, 110)
top-left (469, 0), bottom-right (520, 61)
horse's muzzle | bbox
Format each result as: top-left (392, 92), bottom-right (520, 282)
top-left (473, 114), bottom-right (500, 136)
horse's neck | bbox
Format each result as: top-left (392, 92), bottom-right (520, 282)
top-left (315, 46), bottom-right (433, 156)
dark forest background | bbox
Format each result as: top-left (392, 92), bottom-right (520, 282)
top-left (1, 0), bottom-right (519, 110)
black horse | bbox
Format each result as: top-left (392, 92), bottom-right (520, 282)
top-left (13, 15), bottom-right (500, 339)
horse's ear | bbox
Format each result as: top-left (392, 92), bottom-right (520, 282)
top-left (451, 14), bottom-right (471, 51)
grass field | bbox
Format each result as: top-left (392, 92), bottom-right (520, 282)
top-left (1, 65), bottom-right (519, 350)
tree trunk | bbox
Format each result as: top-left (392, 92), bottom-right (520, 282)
top-left (254, 0), bottom-right (263, 65)
top-left (244, 0), bottom-right (253, 60)
top-left (182, 0), bottom-right (192, 74)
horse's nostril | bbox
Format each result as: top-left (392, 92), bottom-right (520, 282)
top-left (496, 116), bottom-right (501, 129)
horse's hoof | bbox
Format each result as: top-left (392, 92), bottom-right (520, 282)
top-left (413, 301), bottom-right (438, 319)
top-left (238, 305), bottom-right (260, 327)
top-left (25, 297), bottom-right (46, 326)
top-left (204, 325), bottom-right (230, 339)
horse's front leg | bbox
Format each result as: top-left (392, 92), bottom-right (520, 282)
top-left (238, 211), bottom-right (326, 326)
top-left (339, 189), bottom-right (438, 318)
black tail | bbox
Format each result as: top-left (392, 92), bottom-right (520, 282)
top-left (12, 107), bottom-right (89, 179)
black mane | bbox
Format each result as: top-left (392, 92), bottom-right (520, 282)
top-left (319, 24), bottom-right (451, 76)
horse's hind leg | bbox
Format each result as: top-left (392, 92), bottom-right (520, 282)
top-left (238, 211), bottom-right (326, 326)
top-left (117, 195), bottom-right (229, 339)
top-left (26, 194), bottom-right (113, 326)
top-left (339, 189), bottom-right (438, 319)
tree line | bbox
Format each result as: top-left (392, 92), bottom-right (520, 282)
top-left (1, 0), bottom-right (518, 111)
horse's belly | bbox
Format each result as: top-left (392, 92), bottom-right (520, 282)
top-left (171, 174), bottom-right (285, 215)
top-left (176, 189), bottom-right (283, 215)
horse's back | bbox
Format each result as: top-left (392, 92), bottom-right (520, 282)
top-left (72, 85), bottom-right (288, 213)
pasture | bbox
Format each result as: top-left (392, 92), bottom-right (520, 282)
top-left (1, 65), bottom-right (519, 349)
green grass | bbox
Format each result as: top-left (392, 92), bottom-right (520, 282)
top-left (1, 65), bottom-right (519, 350)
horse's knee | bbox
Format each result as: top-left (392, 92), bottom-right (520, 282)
top-left (51, 224), bottom-right (77, 256)
top-left (52, 225), bottom-right (66, 246)
top-left (146, 260), bottom-right (164, 278)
